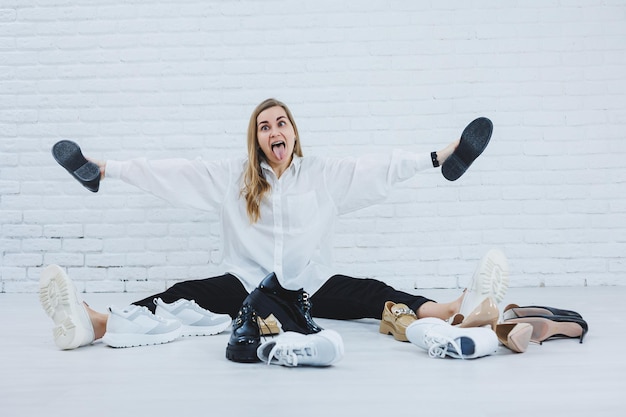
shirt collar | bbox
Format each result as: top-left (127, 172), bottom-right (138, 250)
top-left (260, 155), bottom-right (302, 178)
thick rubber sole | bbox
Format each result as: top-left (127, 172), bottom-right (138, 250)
top-left (102, 328), bottom-right (181, 348)
top-left (225, 341), bottom-right (261, 363)
top-left (379, 320), bottom-right (409, 342)
top-left (52, 140), bottom-right (100, 192)
top-left (442, 117), bottom-right (493, 181)
top-left (38, 265), bottom-right (95, 350)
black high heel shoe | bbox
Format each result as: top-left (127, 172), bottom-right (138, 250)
top-left (503, 303), bottom-right (582, 320)
top-left (504, 315), bottom-right (588, 344)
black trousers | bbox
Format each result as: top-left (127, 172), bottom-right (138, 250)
top-left (133, 274), bottom-right (433, 320)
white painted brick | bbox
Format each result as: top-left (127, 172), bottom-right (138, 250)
top-left (106, 267), bottom-right (148, 281)
top-left (0, 267), bottom-right (27, 281)
top-left (64, 267), bottom-right (108, 283)
top-left (85, 280), bottom-right (125, 293)
top-left (3, 280), bottom-right (39, 293)
top-left (43, 252), bottom-right (83, 267)
top-left (21, 238), bottom-right (62, 252)
top-left (125, 252), bottom-right (167, 267)
top-left (62, 238), bottom-right (103, 252)
top-left (125, 279), bottom-right (167, 294)
top-left (84, 253), bottom-right (124, 267)
top-left (2, 0), bottom-right (626, 293)
top-left (3, 253), bottom-right (43, 267)
top-left (148, 266), bottom-right (190, 280)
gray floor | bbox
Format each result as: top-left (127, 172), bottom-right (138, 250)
top-left (1, 286), bottom-right (624, 417)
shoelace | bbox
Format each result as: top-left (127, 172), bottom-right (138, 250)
top-left (424, 332), bottom-right (465, 360)
top-left (133, 305), bottom-right (170, 323)
top-left (266, 343), bottom-right (315, 367)
top-left (299, 292), bottom-right (312, 312)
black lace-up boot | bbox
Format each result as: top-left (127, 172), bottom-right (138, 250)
top-left (225, 303), bottom-right (262, 363)
top-left (247, 272), bottom-right (323, 334)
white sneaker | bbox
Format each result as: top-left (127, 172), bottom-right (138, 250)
top-left (39, 265), bottom-right (95, 350)
top-left (102, 305), bottom-right (181, 348)
top-left (154, 298), bottom-right (232, 337)
top-left (459, 248), bottom-right (509, 318)
top-left (256, 330), bottom-right (344, 367)
top-left (406, 317), bottom-right (498, 359)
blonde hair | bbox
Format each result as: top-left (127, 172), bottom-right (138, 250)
top-left (242, 98), bottom-right (303, 223)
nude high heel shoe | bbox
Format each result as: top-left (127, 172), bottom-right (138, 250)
top-left (451, 297), bottom-right (499, 331)
top-left (505, 315), bottom-right (588, 344)
top-left (495, 322), bottom-right (533, 353)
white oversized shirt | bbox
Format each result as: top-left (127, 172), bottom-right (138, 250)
top-left (106, 150), bottom-right (432, 294)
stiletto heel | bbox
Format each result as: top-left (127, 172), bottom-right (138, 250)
top-left (457, 297), bottom-right (499, 331)
top-left (579, 322), bottom-right (588, 344)
top-left (495, 322), bottom-right (533, 353)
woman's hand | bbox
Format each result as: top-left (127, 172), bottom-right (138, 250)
top-left (436, 139), bottom-right (460, 165)
top-left (86, 157), bottom-right (106, 180)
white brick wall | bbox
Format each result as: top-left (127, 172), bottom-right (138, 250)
top-left (1, 0), bottom-right (625, 293)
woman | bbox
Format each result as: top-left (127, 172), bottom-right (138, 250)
top-left (41, 98), bottom-right (507, 364)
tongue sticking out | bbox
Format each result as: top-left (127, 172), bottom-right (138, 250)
top-left (272, 143), bottom-right (286, 160)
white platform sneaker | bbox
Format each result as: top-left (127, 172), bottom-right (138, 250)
top-left (154, 298), bottom-right (232, 337)
top-left (256, 330), bottom-right (344, 367)
top-left (459, 248), bottom-right (509, 318)
top-left (102, 305), bottom-right (182, 348)
top-left (39, 265), bottom-right (95, 350)
top-left (406, 318), bottom-right (498, 359)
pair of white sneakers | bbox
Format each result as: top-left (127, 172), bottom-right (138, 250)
top-left (39, 265), bottom-right (231, 350)
top-left (102, 297), bottom-right (232, 348)
top-left (406, 248), bottom-right (510, 359)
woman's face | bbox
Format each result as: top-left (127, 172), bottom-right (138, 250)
top-left (256, 105), bottom-right (296, 174)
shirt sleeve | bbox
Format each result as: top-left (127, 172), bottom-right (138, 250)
top-left (105, 157), bottom-right (236, 211)
top-left (323, 150), bottom-right (432, 215)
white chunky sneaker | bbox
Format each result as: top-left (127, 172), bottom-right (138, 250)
top-left (256, 330), bottom-right (344, 367)
top-left (102, 305), bottom-right (181, 348)
top-left (154, 298), bottom-right (232, 337)
top-left (406, 317), bottom-right (498, 359)
top-left (459, 248), bottom-right (509, 318)
top-left (39, 265), bottom-right (95, 350)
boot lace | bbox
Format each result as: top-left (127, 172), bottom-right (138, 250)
top-left (424, 332), bottom-right (465, 360)
top-left (299, 292), bottom-right (312, 312)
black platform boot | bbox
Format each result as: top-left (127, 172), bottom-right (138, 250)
top-left (246, 272), bottom-right (323, 334)
top-left (225, 303), bottom-right (262, 363)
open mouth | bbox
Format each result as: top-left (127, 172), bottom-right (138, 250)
top-left (271, 140), bottom-right (286, 159)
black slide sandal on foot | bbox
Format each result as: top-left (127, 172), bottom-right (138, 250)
top-left (52, 140), bottom-right (100, 192)
top-left (441, 117), bottom-right (493, 181)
